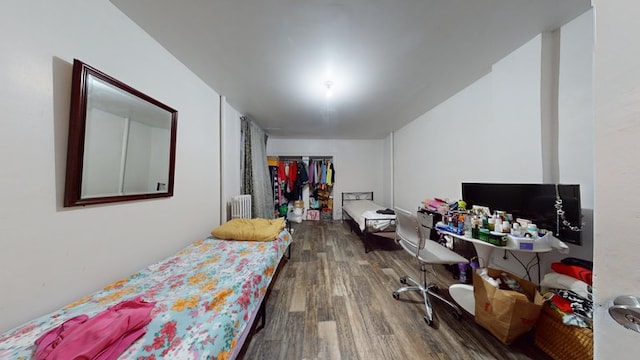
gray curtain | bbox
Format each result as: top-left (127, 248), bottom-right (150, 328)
top-left (241, 116), bottom-right (275, 219)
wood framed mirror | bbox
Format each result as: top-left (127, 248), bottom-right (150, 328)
top-left (64, 59), bottom-right (177, 207)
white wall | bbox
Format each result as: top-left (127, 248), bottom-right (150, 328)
top-left (0, 1), bottom-right (220, 332)
top-left (491, 34), bottom-right (544, 183)
top-left (394, 35), bottom-right (544, 209)
top-left (556, 9), bottom-right (595, 266)
top-left (267, 138), bottom-right (388, 219)
top-left (393, 11), bottom-right (594, 278)
top-left (593, 0), bottom-right (640, 357)
top-left (393, 72), bottom-right (494, 208)
top-left (220, 97), bottom-right (242, 222)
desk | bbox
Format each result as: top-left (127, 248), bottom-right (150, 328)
top-left (442, 231), bottom-right (553, 273)
top-left (439, 229), bottom-right (567, 315)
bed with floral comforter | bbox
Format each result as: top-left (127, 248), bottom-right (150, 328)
top-left (0, 229), bottom-right (292, 360)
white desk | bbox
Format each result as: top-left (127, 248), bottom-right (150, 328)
top-left (440, 229), bottom-right (567, 315)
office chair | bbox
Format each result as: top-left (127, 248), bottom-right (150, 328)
top-left (392, 207), bottom-right (469, 326)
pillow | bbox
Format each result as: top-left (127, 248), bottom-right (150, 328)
top-left (551, 262), bottom-right (593, 285)
top-left (211, 217), bottom-right (285, 241)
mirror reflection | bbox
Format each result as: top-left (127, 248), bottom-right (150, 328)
top-left (64, 60), bottom-right (177, 207)
top-left (82, 75), bottom-right (172, 198)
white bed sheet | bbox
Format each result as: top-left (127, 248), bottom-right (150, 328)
top-left (342, 199), bottom-right (396, 232)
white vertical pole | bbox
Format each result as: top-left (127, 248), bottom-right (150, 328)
top-left (220, 95), bottom-right (227, 222)
top-left (390, 131), bottom-right (394, 208)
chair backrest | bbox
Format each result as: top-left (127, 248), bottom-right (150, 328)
top-left (397, 208), bottom-right (469, 265)
top-left (394, 207), bottom-right (425, 255)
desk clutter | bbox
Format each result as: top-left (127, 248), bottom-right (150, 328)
top-left (423, 196), bottom-right (592, 356)
top-left (423, 197), bottom-right (553, 249)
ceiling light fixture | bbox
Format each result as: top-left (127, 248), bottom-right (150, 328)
top-left (324, 80), bottom-right (334, 99)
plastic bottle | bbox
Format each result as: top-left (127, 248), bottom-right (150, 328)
top-left (471, 218), bottom-right (480, 239)
top-left (458, 263), bottom-right (469, 284)
top-left (502, 220), bottom-right (511, 233)
top-left (511, 223), bottom-right (522, 236)
top-left (494, 217), bottom-right (503, 233)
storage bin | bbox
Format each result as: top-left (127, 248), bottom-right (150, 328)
top-left (534, 302), bottom-right (593, 360)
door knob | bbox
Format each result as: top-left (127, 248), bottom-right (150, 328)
top-left (609, 295), bottom-right (640, 333)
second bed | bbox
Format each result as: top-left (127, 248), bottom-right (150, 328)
top-left (341, 191), bottom-right (396, 252)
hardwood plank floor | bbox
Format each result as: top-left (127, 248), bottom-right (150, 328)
top-left (243, 220), bottom-right (551, 360)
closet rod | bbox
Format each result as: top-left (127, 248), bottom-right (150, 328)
top-left (275, 156), bottom-right (303, 161)
top-left (308, 156), bottom-right (333, 161)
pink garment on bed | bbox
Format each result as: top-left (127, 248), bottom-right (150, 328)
top-left (34, 297), bottom-right (156, 360)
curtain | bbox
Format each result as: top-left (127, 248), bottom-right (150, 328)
top-left (241, 116), bottom-right (274, 219)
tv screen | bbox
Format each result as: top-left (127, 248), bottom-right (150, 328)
top-left (461, 183), bottom-right (582, 245)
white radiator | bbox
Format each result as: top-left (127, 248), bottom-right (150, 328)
top-left (231, 195), bottom-right (252, 219)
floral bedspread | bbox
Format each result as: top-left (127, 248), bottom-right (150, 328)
top-left (0, 230), bottom-right (292, 360)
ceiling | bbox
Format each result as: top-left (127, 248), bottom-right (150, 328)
top-left (110, 0), bottom-right (592, 139)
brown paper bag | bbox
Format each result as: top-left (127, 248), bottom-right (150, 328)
top-left (473, 268), bottom-right (545, 345)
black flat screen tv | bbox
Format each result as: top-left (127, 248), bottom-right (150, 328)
top-left (461, 183), bottom-right (582, 245)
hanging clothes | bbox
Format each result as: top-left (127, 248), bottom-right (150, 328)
top-left (288, 161), bottom-right (297, 194)
top-left (278, 161), bottom-right (286, 187)
top-left (329, 162), bottom-right (335, 184)
top-left (297, 161), bottom-right (308, 185)
top-left (292, 161), bottom-right (308, 200)
top-left (326, 161), bottom-right (333, 186)
top-left (311, 160), bottom-right (320, 186)
top-left (316, 161), bottom-right (320, 185)
top-left (321, 162), bottom-right (327, 184)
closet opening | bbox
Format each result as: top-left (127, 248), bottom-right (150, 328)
top-left (267, 155), bottom-right (335, 222)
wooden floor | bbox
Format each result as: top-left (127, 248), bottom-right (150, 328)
top-left (243, 220), bottom-right (551, 360)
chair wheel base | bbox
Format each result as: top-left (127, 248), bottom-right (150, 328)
top-left (399, 276), bottom-right (408, 285)
top-left (392, 291), bottom-right (400, 300)
top-left (424, 316), bottom-right (433, 326)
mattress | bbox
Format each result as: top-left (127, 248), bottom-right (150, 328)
top-left (342, 199), bottom-right (396, 232)
top-left (0, 230), bottom-right (292, 360)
